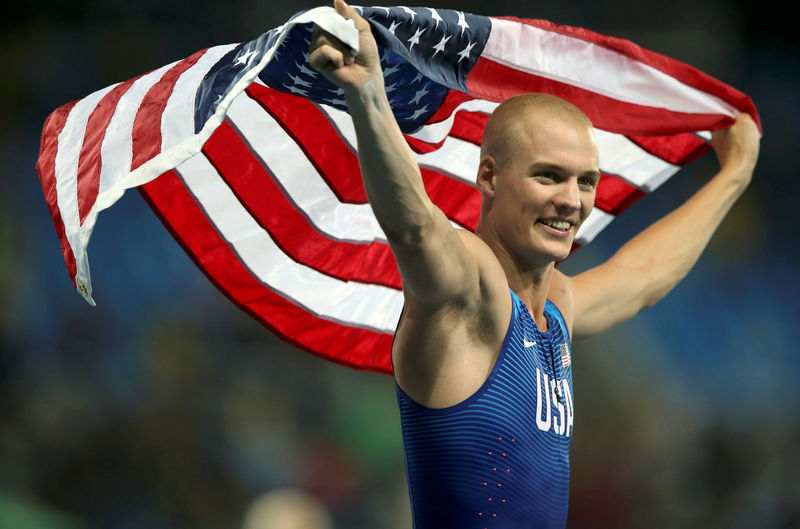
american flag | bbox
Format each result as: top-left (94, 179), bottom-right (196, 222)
top-left (36, 5), bottom-right (759, 374)
top-left (560, 343), bottom-right (571, 368)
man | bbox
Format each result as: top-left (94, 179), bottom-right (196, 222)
top-left (309, 1), bottom-right (760, 527)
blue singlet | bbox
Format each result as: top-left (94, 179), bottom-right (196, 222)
top-left (396, 290), bottom-right (574, 529)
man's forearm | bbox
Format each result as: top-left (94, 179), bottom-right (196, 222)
top-left (610, 162), bottom-right (752, 308)
top-left (345, 85), bottom-right (439, 242)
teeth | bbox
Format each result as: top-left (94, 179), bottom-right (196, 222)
top-left (540, 219), bottom-right (571, 231)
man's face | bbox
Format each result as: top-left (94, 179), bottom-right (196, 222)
top-left (485, 113), bottom-right (600, 266)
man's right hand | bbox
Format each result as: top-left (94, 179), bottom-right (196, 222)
top-left (308, 0), bottom-right (383, 96)
top-left (711, 113), bottom-right (760, 183)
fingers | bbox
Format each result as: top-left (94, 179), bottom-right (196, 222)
top-left (711, 113), bottom-right (760, 173)
top-left (308, 44), bottom-right (353, 75)
top-left (307, 1), bottom-right (382, 89)
top-left (309, 27), bottom-right (354, 73)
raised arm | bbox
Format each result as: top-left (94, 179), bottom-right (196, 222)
top-left (308, 0), bottom-right (485, 306)
top-left (567, 113), bottom-right (760, 339)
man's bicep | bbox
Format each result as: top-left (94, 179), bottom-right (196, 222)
top-left (386, 207), bottom-right (482, 306)
top-left (568, 259), bottom-right (653, 340)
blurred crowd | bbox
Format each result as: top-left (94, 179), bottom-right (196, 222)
top-left (2, 0), bottom-right (799, 528)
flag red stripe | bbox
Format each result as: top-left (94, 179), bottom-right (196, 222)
top-left (77, 78), bottom-right (139, 223)
top-left (466, 57), bottom-right (736, 136)
top-left (447, 110), bottom-right (489, 146)
top-left (36, 101), bottom-right (80, 284)
top-left (628, 133), bottom-right (711, 166)
top-left (404, 134), bottom-right (440, 154)
top-left (245, 85), bottom-right (483, 230)
top-left (595, 174), bottom-right (646, 215)
top-left (245, 85), bottom-right (367, 203)
top-left (130, 49), bottom-right (208, 171)
top-left (202, 120), bottom-right (403, 289)
top-left (425, 89), bottom-right (476, 124)
top-left (404, 110), bottom-right (487, 154)
top-left (421, 167), bottom-right (481, 230)
top-left (139, 170), bottom-right (394, 374)
top-left (494, 16), bottom-right (761, 131)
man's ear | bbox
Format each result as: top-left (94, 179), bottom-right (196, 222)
top-left (476, 155), bottom-right (498, 198)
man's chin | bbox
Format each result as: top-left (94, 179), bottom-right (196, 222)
top-left (529, 241), bottom-right (574, 266)
top-left (549, 241), bottom-right (574, 262)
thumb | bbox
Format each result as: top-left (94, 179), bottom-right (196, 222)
top-left (334, 0), bottom-right (369, 30)
top-left (334, 0), bottom-right (356, 19)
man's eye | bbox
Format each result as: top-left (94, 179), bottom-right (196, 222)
top-left (579, 177), bottom-right (596, 186)
top-left (538, 172), bottom-right (557, 179)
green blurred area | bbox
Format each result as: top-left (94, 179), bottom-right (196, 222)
top-left (0, 493), bottom-right (89, 529)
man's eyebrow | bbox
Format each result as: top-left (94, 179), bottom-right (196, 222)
top-left (528, 162), bottom-right (567, 173)
top-left (529, 162), bottom-right (601, 180)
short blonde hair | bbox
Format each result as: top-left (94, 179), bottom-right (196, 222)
top-left (480, 94), bottom-right (593, 169)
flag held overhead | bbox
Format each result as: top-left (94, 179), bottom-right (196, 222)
top-left (36, 5), bottom-right (759, 373)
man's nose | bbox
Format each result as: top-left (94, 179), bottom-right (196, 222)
top-left (553, 179), bottom-right (581, 210)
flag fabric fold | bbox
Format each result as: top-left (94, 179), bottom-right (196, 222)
top-left (36, 5), bottom-right (760, 374)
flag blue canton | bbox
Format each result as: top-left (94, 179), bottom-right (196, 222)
top-left (194, 29), bottom-right (281, 133)
top-left (195, 6), bottom-right (490, 134)
top-left (359, 6), bottom-right (489, 93)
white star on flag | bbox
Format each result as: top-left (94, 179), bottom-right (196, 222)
top-left (295, 62), bottom-right (318, 77)
top-left (407, 27), bottom-right (425, 50)
top-left (457, 41), bottom-right (476, 63)
top-left (409, 87), bottom-right (428, 104)
top-left (427, 7), bottom-right (443, 29)
top-left (236, 48), bottom-right (256, 65)
top-left (432, 34), bottom-right (451, 57)
top-left (456, 11), bottom-right (469, 35)
top-left (400, 6), bottom-right (416, 20)
top-left (288, 74), bottom-right (312, 87)
top-left (383, 64), bottom-right (401, 77)
top-left (410, 105), bottom-right (429, 120)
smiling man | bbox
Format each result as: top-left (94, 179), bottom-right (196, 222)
top-left (309, 1), bottom-right (759, 527)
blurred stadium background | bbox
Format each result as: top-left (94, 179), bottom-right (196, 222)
top-left (1, 0), bottom-right (798, 528)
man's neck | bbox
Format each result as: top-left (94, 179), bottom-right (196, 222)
top-left (503, 258), bottom-right (555, 332)
top-left (477, 232), bottom-right (556, 331)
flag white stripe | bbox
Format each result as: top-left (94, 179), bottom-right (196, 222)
top-left (593, 129), bottom-right (680, 191)
top-left (98, 63), bottom-right (176, 195)
top-left (408, 98), bottom-right (499, 143)
top-left (575, 208), bottom-right (614, 244)
top-left (485, 18), bottom-right (739, 117)
top-left (54, 83), bottom-right (119, 258)
top-left (177, 153), bottom-right (404, 332)
top-left (160, 44), bottom-right (239, 153)
top-left (417, 136), bottom-right (481, 185)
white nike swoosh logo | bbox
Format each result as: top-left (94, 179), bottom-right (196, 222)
top-left (523, 339), bottom-right (536, 348)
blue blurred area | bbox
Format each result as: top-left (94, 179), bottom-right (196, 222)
top-left (1, 1), bottom-right (798, 528)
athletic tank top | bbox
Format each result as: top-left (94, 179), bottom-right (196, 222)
top-left (396, 290), bottom-right (574, 529)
